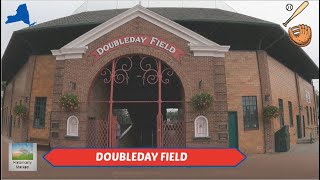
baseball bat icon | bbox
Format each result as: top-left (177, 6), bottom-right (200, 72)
top-left (283, 1), bottom-right (309, 27)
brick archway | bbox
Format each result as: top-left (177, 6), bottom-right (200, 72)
top-left (81, 45), bottom-right (192, 103)
top-left (86, 54), bottom-right (186, 147)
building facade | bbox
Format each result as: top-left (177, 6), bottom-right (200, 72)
top-left (2, 6), bottom-right (319, 154)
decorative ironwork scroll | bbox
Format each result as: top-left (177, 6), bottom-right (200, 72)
top-left (100, 55), bottom-right (174, 86)
top-left (100, 57), bottom-right (132, 85)
top-left (140, 56), bottom-right (158, 85)
top-left (161, 68), bottom-right (174, 84)
top-left (139, 56), bottom-right (174, 86)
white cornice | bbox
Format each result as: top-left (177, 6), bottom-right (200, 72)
top-left (51, 5), bottom-right (230, 60)
top-left (51, 47), bottom-right (88, 60)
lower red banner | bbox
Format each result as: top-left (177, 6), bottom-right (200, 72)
top-left (43, 148), bottom-right (246, 167)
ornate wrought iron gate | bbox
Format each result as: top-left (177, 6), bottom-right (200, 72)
top-left (87, 55), bottom-right (185, 147)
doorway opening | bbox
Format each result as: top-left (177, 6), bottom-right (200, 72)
top-left (87, 55), bottom-right (185, 147)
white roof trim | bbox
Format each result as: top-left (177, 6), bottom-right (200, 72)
top-left (51, 5), bottom-right (230, 60)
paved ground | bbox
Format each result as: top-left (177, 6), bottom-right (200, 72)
top-left (1, 135), bottom-right (319, 179)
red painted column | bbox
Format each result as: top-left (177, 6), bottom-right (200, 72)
top-left (108, 61), bottom-right (115, 147)
top-left (157, 60), bottom-right (162, 147)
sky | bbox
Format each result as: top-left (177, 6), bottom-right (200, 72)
top-left (12, 143), bottom-right (33, 152)
top-left (1, 0), bottom-right (319, 89)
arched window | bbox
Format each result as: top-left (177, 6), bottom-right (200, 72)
top-left (194, 116), bottom-right (209, 137)
top-left (67, 116), bottom-right (79, 136)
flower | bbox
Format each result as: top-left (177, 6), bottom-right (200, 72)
top-left (263, 106), bottom-right (280, 120)
top-left (59, 93), bottom-right (78, 111)
top-left (191, 92), bottom-right (213, 111)
top-left (13, 104), bottom-right (28, 117)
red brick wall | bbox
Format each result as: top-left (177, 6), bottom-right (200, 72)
top-left (225, 51), bottom-right (265, 154)
top-left (50, 17), bottom-right (229, 148)
top-left (298, 75), bottom-right (317, 139)
top-left (28, 55), bottom-right (56, 141)
top-left (2, 80), bottom-right (13, 137)
top-left (268, 55), bottom-right (317, 141)
top-left (268, 55), bottom-right (299, 144)
top-left (2, 56), bottom-right (36, 142)
top-left (3, 18), bottom-right (315, 153)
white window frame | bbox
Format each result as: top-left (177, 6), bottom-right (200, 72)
top-left (66, 115), bottom-right (79, 137)
top-left (194, 116), bottom-right (209, 138)
top-left (305, 90), bottom-right (311, 104)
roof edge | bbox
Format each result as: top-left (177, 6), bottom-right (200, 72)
top-left (51, 5), bottom-right (230, 60)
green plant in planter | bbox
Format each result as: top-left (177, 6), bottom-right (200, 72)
top-left (263, 106), bottom-right (280, 120)
top-left (59, 93), bottom-right (79, 111)
top-left (13, 104), bottom-right (28, 117)
top-left (191, 92), bottom-right (214, 111)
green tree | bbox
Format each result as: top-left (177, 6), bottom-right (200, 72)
top-left (167, 111), bottom-right (178, 121)
top-left (114, 109), bottom-right (131, 124)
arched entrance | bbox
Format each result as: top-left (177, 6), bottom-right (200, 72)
top-left (87, 55), bottom-right (185, 147)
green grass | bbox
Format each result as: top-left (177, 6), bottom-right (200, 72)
top-left (12, 153), bottom-right (33, 160)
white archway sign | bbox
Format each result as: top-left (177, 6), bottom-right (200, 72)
top-left (67, 115), bottom-right (79, 136)
top-left (194, 115), bottom-right (209, 138)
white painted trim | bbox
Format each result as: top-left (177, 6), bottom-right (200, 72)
top-left (194, 115), bottom-right (209, 138)
top-left (189, 44), bottom-right (230, 52)
top-left (51, 5), bottom-right (230, 60)
top-left (54, 54), bottom-right (84, 60)
top-left (51, 47), bottom-right (88, 55)
top-left (66, 115), bottom-right (79, 137)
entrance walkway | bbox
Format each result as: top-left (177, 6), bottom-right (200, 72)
top-left (1, 135), bottom-right (319, 179)
top-left (289, 140), bottom-right (319, 154)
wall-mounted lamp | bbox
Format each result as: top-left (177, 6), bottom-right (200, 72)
top-left (264, 94), bottom-right (270, 102)
top-left (299, 105), bottom-right (304, 111)
top-left (21, 96), bottom-right (29, 103)
top-left (198, 80), bottom-right (203, 90)
top-left (70, 81), bottom-right (76, 90)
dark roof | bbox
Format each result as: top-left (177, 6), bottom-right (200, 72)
top-left (24, 8), bottom-right (275, 30)
top-left (2, 8), bottom-right (319, 82)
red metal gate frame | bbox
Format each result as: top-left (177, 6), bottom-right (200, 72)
top-left (97, 56), bottom-right (183, 147)
top-left (108, 60), bottom-right (115, 147)
top-left (157, 60), bottom-right (162, 147)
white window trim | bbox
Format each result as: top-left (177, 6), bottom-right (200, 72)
top-left (66, 115), bottom-right (79, 137)
top-left (305, 90), bottom-right (311, 104)
top-left (194, 115), bottom-right (209, 138)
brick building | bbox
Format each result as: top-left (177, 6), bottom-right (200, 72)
top-left (2, 6), bottom-right (319, 154)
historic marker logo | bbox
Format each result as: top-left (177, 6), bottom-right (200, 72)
top-left (9, 143), bottom-right (37, 171)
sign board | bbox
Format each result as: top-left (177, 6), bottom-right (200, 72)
top-left (91, 35), bottom-right (185, 63)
